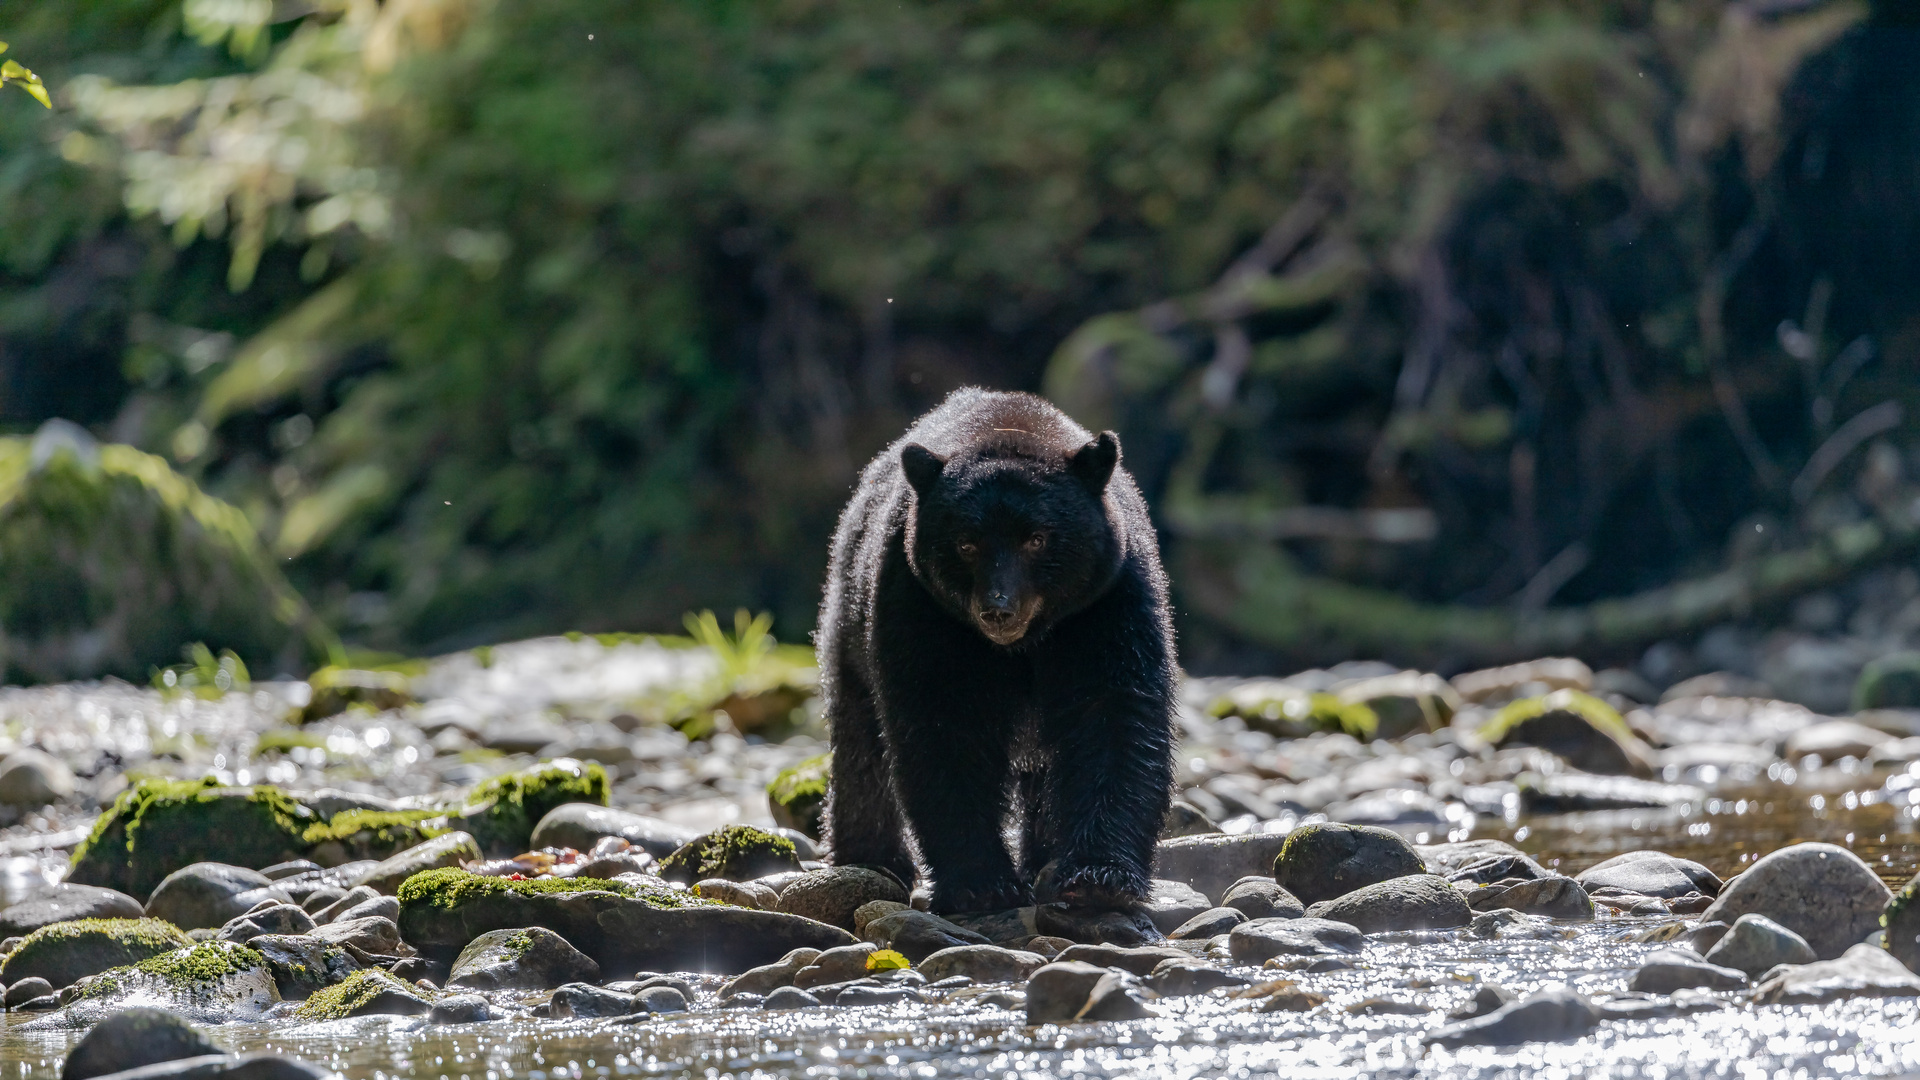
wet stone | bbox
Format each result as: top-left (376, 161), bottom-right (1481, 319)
top-left (1574, 850), bottom-right (1722, 900)
top-left (1464, 876), bottom-right (1595, 921)
top-left (721, 948), bottom-right (821, 998)
top-left (775, 866), bottom-right (908, 930)
top-left (1697, 842), bottom-right (1891, 960)
top-left (1704, 913), bottom-right (1817, 977)
top-left (864, 910), bottom-right (992, 961)
top-left (1079, 971), bottom-right (1157, 1020)
top-left (145, 864), bottom-right (281, 932)
top-left (836, 984), bottom-right (924, 1007)
top-left (62, 1006), bottom-right (218, 1080)
top-left (1139, 880), bottom-right (1212, 934)
top-left (1628, 949), bottom-right (1748, 993)
top-left (333, 894), bottom-right (401, 924)
top-left (428, 994), bottom-right (491, 1024)
top-left (1033, 904), bottom-right (1161, 947)
top-left (1425, 986), bottom-right (1599, 1048)
top-left (1470, 909), bottom-right (1566, 940)
top-left (0, 749), bottom-right (75, 807)
top-left (1146, 961), bottom-right (1250, 997)
top-left (1220, 879), bottom-right (1304, 921)
top-left (307, 915), bottom-right (404, 955)
top-left (531, 804), bottom-right (699, 859)
top-left (1023, 961), bottom-right (1110, 1023)
top-left (916, 945), bottom-right (1047, 984)
top-left (634, 984), bottom-right (690, 1013)
top-left (4, 976), bottom-right (51, 1007)
top-left (763, 985), bottom-right (821, 1010)
top-left (1055, 944), bottom-right (1188, 976)
top-left (246, 934), bottom-right (363, 1000)
top-left (1227, 918), bottom-right (1364, 962)
top-left (1305, 875), bottom-right (1471, 933)
top-left (1447, 983), bottom-right (1516, 1020)
top-left (1753, 943), bottom-right (1920, 1003)
top-left (550, 982), bottom-right (635, 1019)
top-left (1418, 839), bottom-right (1540, 878)
top-left (1272, 824), bottom-right (1424, 906)
top-left (353, 832), bottom-right (482, 895)
top-left (448, 927), bottom-right (600, 991)
top-left (793, 943), bottom-right (879, 989)
top-left (312, 886), bottom-right (379, 924)
top-left (0, 918), bottom-right (191, 989)
top-left (1151, 834), bottom-right (1290, 903)
top-left (1169, 906), bottom-right (1246, 940)
top-left (217, 902), bottom-right (315, 943)
top-left (697, 879), bottom-right (779, 910)
top-left (0, 884), bottom-right (145, 938)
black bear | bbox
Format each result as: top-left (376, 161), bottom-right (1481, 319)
top-left (817, 388), bottom-right (1176, 914)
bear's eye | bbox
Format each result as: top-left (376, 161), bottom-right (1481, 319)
top-left (1024, 532), bottom-right (1047, 552)
top-left (957, 540), bottom-right (978, 559)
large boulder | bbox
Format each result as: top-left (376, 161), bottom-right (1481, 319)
top-left (0, 918), bottom-right (190, 989)
top-left (0, 426), bottom-right (327, 685)
top-left (1272, 823), bottom-right (1424, 906)
top-left (69, 784), bottom-right (315, 898)
top-left (459, 759), bottom-right (609, 856)
top-left (1698, 843), bottom-right (1890, 960)
top-left (0, 884), bottom-right (144, 937)
top-left (396, 868), bottom-right (853, 975)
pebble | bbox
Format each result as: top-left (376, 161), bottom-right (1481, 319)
top-left (217, 902), bottom-right (315, 943)
top-left (1305, 875), bottom-right (1471, 932)
top-left (1078, 970), bottom-right (1157, 1020)
top-left (4, 976), bottom-right (51, 1007)
top-left (1703, 914), bottom-right (1817, 977)
top-left (634, 985), bottom-right (691, 1013)
top-left (1697, 842), bottom-right (1891, 960)
top-left (1227, 917), bottom-right (1364, 962)
top-left (1145, 960), bottom-right (1249, 996)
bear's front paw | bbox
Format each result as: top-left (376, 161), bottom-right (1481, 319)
top-left (1036, 862), bottom-right (1147, 910)
top-left (931, 878), bottom-right (1032, 915)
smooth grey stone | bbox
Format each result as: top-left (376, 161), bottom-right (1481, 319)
top-left (1704, 914), bottom-right (1817, 977)
top-left (4, 976), bottom-right (51, 1007)
top-left (351, 833), bottom-right (482, 894)
top-left (1305, 875), bottom-right (1471, 932)
top-left (0, 884), bottom-right (144, 938)
top-left (307, 916), bottom-right (404, 955)
top-left (633, 985), bottom-right (690, 1013)
top-left (1032, 903), bottom-right (1161, 947)
top-left (1425, 987), bottom-right (1598, 1047)
top-left (1144, 961), bottom-right (1250, 997)
top-left (298, 888), bottom-right (347, 915)
top-left (1220, 879), bottom-right (1304, 920)
top-left (1055, 944), bottom-right (1188, 976)
top-left (1574, 851), bottom-right (1722, 900)
top-left (834, 984), bottom-right (923, 1007)
top-left (216, 903), bottom-right (314, 944)
top-left (1753, 943), bottom-right (1920, 1003)
top-left (1139, 879), bottom-right (1212, 934)
top-left (530, 804), bottom-right (699, 859)
top-left (63, 1007), bottom-right (216, 1080)
top-left (1169, 906), bottom-right (1246, 940)
top-left (1628, 949), bottom-right (1748, 993)
top-left (863, 910), bottom-right (992, 961)
top-left (549, 982), bottom-right (635, 1018)
top-left (0, 750), bottom-right (74, 807)
top-left (1272, 823), bottom-right (1424, 906)
top-left (311, 886), bottom-right (379, 924)
top-left (774, 867), bottom-right (908, 931)
top-left (1227, 917), bottom-right (1364, 962)
top-left (762, 985), bottom-right (820, 1010)
top-left (1151, 834), bottom-right (1290, 903)
top-left (67, 1055), bottom-right (325, 1080)
top-left (916, 945), bottom-right (1047, 984)
top-left (258, 862), bottom-right (324, 882)
top-left (145, 865), bottom-right (278, 931)
top-left (1078, 971), bottom-right (1155, 1020)
top-left (1464, 876), bottom-right (1595, 921)
top-left (1417, 839), bottom-right (1540, 878)
top-left (1697, 843), bottom-right (1891, 960)
top-left (245, 934), bottom-right (364, 1000)
top-left (1023, 961), bottom-right (1109, 1023)
top-left (1517, 774), bottom-right (1704, 812)
top-left (331, 895), bottom-right (400, 924)
top-left (427, 994), bottom-right (491, 1024)
top-left (448, 927), bottom-right (599, 991)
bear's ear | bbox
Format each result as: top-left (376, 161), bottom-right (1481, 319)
top-left (1069, 431), bottom-right (1120, 491)
top-left (900, 443), bottom-right (947, 495)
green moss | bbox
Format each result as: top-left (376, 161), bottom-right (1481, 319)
top-left (68, 777), bottom-right (315, 896)
top-left (766, 753), bottom-right (830, 838)
top-left (462, 759), bottom-right (609, 855)
top-left (1207, 687), bottom-right (1378, 740)
top-left (80, 941), bottom-right (267, 999)
top-left (291, 969), bottom-right (420, 1021)
top-left (655, 824), bottom-right (799, 884)
top-left (1, 918), bottom-right (192, 988)
top-left (300, 808), bottom-right (450, 847)
top-left (396, 867), bottom-right (709, 911)
top-left (1479, 689), bottom-right (1635, 746)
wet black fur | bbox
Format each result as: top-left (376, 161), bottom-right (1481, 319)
top-left (817, 388), bottom-right (1176, 914)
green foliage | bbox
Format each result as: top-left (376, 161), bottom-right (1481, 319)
top-left (152, 642), bottom-right (250, 698)
top-left (0, 43), bottom-right (50, 108)
top-left (685, 609), bottom-right (776, 684)
top-left (1480, 689), bottom-right (1634, 746)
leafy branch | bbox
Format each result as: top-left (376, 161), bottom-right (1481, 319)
top-left (0, 43), bottom-right (49, 108)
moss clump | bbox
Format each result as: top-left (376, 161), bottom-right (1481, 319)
top-left (766, 753), bottom-right (830, 839)
top-left (656, 824), bottom-right (800, 884)
top-left (301, 808), bottom-right (451, 861)
top-left (80, 941), bottom-right (267, 1000)
top-left (1207, 684), bottom-right (1378, 740)
top-left (396, 867), bottom-right (709, 911)
top-left (68, 777), bottom-right (315, 897)
top-left (462, 759), bottom-right (609, 855)
top-left (1, 918), bottom-right (192, 989)
top-left (291, 969), bottom-right (426, 1021)
top-left (1479, 689), bottom-right (1650, 775)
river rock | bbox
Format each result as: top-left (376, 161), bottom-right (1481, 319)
top-left (5, 976), bottom-right (51, 1006)
top-left (0, 918), bottom-right (191, 989)
top-left (429, 994), bottom-right (491, 1024)
top-left (1056, 944), bottom-right (1188, 976)
top-left (1704, 914), bottom-right (1817, 977)
top-left (216, 903), bottom-right (314, 944)
top-left (448, 927), bottom-right (599, 990)
top-left (917, 945), bottom-right (1046, 984)
top-left (0, 749), bottom-right (74, 807)
top-left (1464, 876), bottom-right (1594, 921)
top-left (0, 884), bottom-right (144, 938)
top-left (352, 832), bottom-right (482, 895)
top-left (635, 984), bottom-right (690, 1013)
top-left (720, 948), bottom-right (822, 998)
top-left (1272, 824), bottom-right (1424, 906)
top-left (307, 915), bottom-right (404, 955)
top-left (67, 783), bottom-right (317, 899)
top-left (1079, 970), bottom-right (1158, 1020)
top-left (1145, 960), bottom-right (1250, 996)
top-left (1024, 961), bottom-right (1110, 1023)
top-left (1697, 843), bottom-right (1890, 959)
top-left (311, 886), bottom-right (379, 924)
top-left (1151, 833), bottom-right (1290, 903)
top-left (1469, 909), bottom-right (1564, 940)
top-left (775, 867), bottom-right (907, 930)
top-left (62, 1006), bottom-right (217, 1080)
top-left (1033, 904), bottom-right (1161, 947)
top-left (1425, 986), bottom-right (1599, 1047)
top-left (1305, 875), bottom-right (1471, 932)
top-left (763, 985), bottom-right (820, 1010)
top-left (529, 804), bottom-right (699, 859)
top-left (1753, 943), bottom-right (1920, 1003)
top-left (550, 982), bottom-right (635, 1018)
top-left (1161, 802), bottom-right (1219, 839)
top-left (1781, 719), bottom-right (1894, 762)
top-left (1483, 690), bottom-right (1655, 776)
top-left (245, 935), bottom-right (364, 1000)
top-left (53, 942), bottom-right (281, 1025)
top-left (1418, 839), bottom-right (1538, 877)
top-left (1628, 948), bottom-right (1748, 993)
top-left (292, 969), bottom-right (430, 1020)
top-left (792, 943), bottom-right (878, 988)
top-left (1517, 773), bottom-right (1704, 812)
top-left (145, 865), bottom-right (282, 932)
top-left (1169, 907), bottom-right (1246, 940)
top-left (656, 825), bottom-right (801, 884)
top-left (863, 910), bottom-right (991, 962)
top-left (1220, 879), bottom-right (1304, 920)
top-left (1227, 917), bottom-right (1364, 962)
top-left (332, 895), bottom-right (401, 924)
top-left (398, 869), bottom-right (853, 975)
top-left (1575, 851), bottom-right (1722, 899)
top-left (1139, 880), bottom-right (1212, 933)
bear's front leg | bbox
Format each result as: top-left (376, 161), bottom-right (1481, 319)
top-left (1032, 569), bottom-right (1177, 909)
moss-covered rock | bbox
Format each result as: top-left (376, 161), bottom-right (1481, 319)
top-left (244, 934), bottom-right (364, 1000)
top-left (1206, 681), bottom-right (1379, 740)
top-left (766, 753), bottom-right (830, 839)
top-left (300, 808), bottom-right (451, 866)
top-left (0, 425), bottom-right (332, 685)
top-left (460, 759), bottom-right (609, 856)
top-left (396, 868), bottom-right (852, 976)
top-left (0, 918), bottom-right (191, 989)
top-left (1479, 689), bottom-right (1655, 776)
top-left (300, 665), bottom-right (416, 724)
top-left (1857, 652), bottom-right (1920, 711)
top-left (656, 825), bottom-right (801, 884)
top-left (67, 779), bottom-right (315, 897)
top-left (291, 969), bottom-right (430, 1021)
top-left (446, 926), bottom-right (599, 990)
top-left (1272, 823), bottom-right (1425, 907)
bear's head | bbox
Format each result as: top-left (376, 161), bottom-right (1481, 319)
top-left (900, 431), bottom-right (1125, 646)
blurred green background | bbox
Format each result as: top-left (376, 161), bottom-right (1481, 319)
top-left (3, 0), bottom-right (1919, 686)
